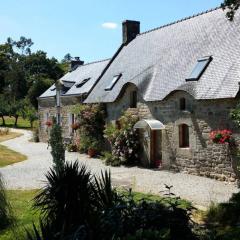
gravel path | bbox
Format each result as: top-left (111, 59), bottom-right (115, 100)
top-left (0, 129), bottom-right (238, 207)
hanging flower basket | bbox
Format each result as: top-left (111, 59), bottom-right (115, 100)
top-left (45, 120), bottom-right (52, 127)
top-left (209, 129), bottom-right (232, 144)
top-left (71, 122), bottom-right (80, 131)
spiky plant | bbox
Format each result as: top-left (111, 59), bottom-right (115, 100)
top-left (0, 173), bottom-right (12, 230)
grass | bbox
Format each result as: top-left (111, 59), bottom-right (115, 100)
top-left (0, 117), bottom-right (38, 129)
top-left (0, 132), bottom-right (22, 143)
top-left (0, 190), bottom-right (40, 240)
top-left (0, 145), bottom-right (27, 167)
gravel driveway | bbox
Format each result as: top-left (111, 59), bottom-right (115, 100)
top-left (0, 129), bottom-right (239, 207)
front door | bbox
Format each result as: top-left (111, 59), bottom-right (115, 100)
top-left (150, 130), bottom-right (162, 168)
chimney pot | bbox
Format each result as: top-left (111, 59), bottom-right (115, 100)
top-left (122, 20), bottom-right (140, 44)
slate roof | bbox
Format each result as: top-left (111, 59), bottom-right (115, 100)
top-left (39, 59), bottom-right (110, 98)
top-left (85, 8), bottom-right (240, 103)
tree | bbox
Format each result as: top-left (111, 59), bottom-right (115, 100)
top-left (27, 76), bottom-right (54, 108)
top-left (23, 51), bottom-right (64, 82)
top-left (0, 95), bottom-right (9, 126)
top-left (62, 53), bottom-right (72, 63)
top-left (49, 119), bottom-right (65, 172)
top-left (222, 0), bottom-right (240, 20)
top-left (8, 99), bottom-right (25, 126)
top-left (21, 100), bottom-right (38, 128)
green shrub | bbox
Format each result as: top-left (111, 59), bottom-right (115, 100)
top-left (32, 123), bottom-right (39, 142)
top-left (104, 111), bottom-right (140, 166)
top-left (102, 151), bottom-right (121, 166)
top-left (72, 104), bottom-right (105, 154)
top-left (26, 163), bottom-right (197, 240)
top-left (49, 118), bottom-right (65, 171)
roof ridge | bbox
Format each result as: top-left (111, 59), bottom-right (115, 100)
top-left (82, 58), bottom-right (111, 66)
top-left (139, 6), bottom-right (221, 36)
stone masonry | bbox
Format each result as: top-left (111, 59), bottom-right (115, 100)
top-left (106, 84), bottom-right (240, 182)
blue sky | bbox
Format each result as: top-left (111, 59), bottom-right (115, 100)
top-left (0, 0), bottom-right (222, 62)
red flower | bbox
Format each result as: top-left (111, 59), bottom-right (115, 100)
top-left (45, 120), bottom-right (52, 127)
top-left (209, 129), bottom-right (232, 144)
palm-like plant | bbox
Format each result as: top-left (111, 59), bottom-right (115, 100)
top-left (34, 161), bottom-right (96, 238)
top-left (0, 173), bottom-right (12, 230)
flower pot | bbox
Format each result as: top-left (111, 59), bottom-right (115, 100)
top-left (88, 148), bottom-right (96, 158)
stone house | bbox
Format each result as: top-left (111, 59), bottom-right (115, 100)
top-left (39, 7), bottom-right (240, 182)
top-left (85, 8), bottom-right (240, 182)
top-left (38, 59), bottom-right (109, 142)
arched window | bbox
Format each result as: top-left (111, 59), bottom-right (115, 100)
top-left (180, 98), bottom-right (186, 111)
top-left (179, 124), bottom-right (189, 148)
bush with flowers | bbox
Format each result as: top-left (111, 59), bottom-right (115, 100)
top-left (71, 104), bottom-right (105, 154)
top-left (209, 129), bottom-right (232, 144)
top-left (104, 111), bottom-right (140, 166)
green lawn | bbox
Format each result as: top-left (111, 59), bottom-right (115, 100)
top-left (0, 117), bottom-right (38, 129)
top-left (0, 190), bottom-right (40, 240)
top-left (0, 145), bottom-right (27, 167)
top-left (0, 132), bottom-right (22, 143)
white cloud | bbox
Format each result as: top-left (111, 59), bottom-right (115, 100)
top-left (102, 22), bottom-right (118, 29)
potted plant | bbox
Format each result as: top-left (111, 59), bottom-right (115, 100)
top-left (88, 140), bottom-right (99, 158)
top-left (71, 122), bottom-right (80, 131)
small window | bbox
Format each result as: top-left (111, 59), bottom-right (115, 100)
top-left (105, 74), bottom-right (122, 91)
top-left (179, 124), bottom-right (189, 148)
top-left (186, 56), bottom-right (212, 81)
top-left (76, 78), bottom-right (91, 88)
top-left (130, 90), bottom-right (137, 108)
top-left (50, 87), bottom-right (56, 91)
top-left (180, 98), bottom-right (186, 111)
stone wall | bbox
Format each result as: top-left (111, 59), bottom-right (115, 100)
top-left (106, 86), bottom-right (240, 182)
top-left (38, 96), bottom-right (81, 142)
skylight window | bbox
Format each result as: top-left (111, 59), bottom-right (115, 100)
top-left (186, 56), bottom-right (212, 81)
top-left (105, 74), bottom-right (122, 91)
top-left (76, 78), bottom-right (91, 88)
top-left (50, 87), bottom-right (56, 91)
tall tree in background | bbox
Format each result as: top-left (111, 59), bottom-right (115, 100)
top-left (222, 0), bottom-right (240, 20)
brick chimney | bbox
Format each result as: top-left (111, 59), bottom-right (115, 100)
top-left (122, 20), bottom-right (140, 44)
top-left (70, 57), bottom-right (84, 71)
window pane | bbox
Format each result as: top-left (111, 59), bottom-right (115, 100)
top-left (180, 98), bottom-right (186, 110)
top-left (186, 56), bottom-right (212, 81)
top-left (105, 74), bottom-right (122, 91)
top-left (76, 78), bottom-right (91, 88)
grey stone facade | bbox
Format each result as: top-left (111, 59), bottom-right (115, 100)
top-left (106, 84), bottom-right (240, 182)
top-left (38, 97), bottom-right (80, 142)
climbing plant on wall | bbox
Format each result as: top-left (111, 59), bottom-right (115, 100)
top-left (104, 111), bottom-right (140, 166)
top-left (71, 103), bottom-right (106, 154)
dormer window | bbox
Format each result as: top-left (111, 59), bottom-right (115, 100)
top-left (105, 74), bottom-right (122, 91)
top-left (180, 98), bottom-right (186, 111)
top-left (76, 78), bottom-right (91, 88)
top-left (186, 56), bottom-right (212, 81)
top-left (130, 90), bottom-right (137, 108)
